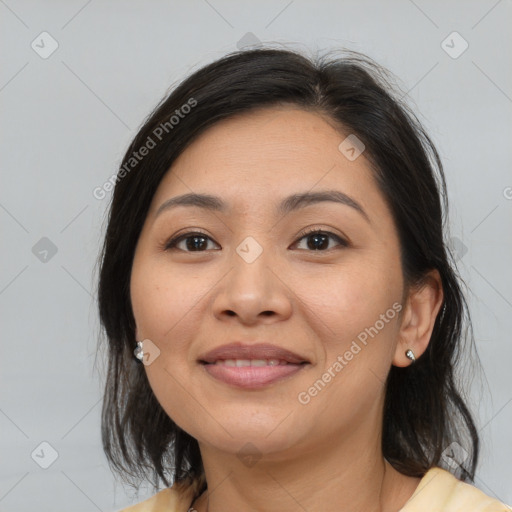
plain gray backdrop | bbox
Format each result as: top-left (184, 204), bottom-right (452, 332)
top-left (1, 1), bottom-right (511, 510)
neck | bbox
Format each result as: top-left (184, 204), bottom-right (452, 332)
top-left (193, 426), bottom-right (420, 512)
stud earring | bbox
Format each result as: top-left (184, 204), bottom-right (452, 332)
top-left (134, 341), bottom-right (144, 362)
top-left (405, 349), bottom-right (416, 363)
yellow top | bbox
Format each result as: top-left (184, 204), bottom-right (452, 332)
top-left (119, 467), bottom-right (511, 512)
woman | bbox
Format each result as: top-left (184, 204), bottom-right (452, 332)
top-left (97, 47), bottom-right (510, 511)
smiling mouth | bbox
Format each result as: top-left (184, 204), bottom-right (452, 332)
top-left (201, 359), bottom-right (309, 388)
top-left (206, 359), bottom-right (304, 367)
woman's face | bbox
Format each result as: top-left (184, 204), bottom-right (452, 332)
top-left (130, 107), bottom-right (406, 458)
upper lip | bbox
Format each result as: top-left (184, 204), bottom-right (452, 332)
top-left (198, 343), bottom-right (309, 364)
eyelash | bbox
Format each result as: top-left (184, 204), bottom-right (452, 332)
top-left (164, 227), bottom-right (348, 252)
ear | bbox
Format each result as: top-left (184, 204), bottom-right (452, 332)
top-left (393, 270), bottom-right (444, 367)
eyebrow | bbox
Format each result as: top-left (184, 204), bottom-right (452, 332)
top-left (154, 190), bottom-right (370, 223)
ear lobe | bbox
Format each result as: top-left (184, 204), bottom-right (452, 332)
top-left (393, 270), bottom-right (444, 367)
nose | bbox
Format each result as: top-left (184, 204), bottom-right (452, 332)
top-left (212, 246), bottom-right (293, 326)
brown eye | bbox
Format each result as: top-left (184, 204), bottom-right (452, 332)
top-left (165, 232), bottom-right (220, 252)
top-left (293, 229), bottom-right (348, 251)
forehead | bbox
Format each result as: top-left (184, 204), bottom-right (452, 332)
top-left (148, 107), bottom-right (381, 217)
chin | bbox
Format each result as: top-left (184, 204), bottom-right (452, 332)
top-left (204, 429), bottom-right (302, 459)
top-left (189, 412), bottom-right (304, 454)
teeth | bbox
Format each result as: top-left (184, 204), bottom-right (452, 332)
top-left (213, 359), bottom-right (289, 367)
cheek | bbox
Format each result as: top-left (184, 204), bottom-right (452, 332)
top-left (297, 259), bottom-right (401, 341)
top-left (130, 258), bottom-right (210, 433)
top-left (297, 256), bottom-right (403, 405)
top-left (130, 256), bottom-right (207, 344)
top-left (296, 267), bottom-right (401, 415)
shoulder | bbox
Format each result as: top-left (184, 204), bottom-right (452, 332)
top-left (117, 477), bottom-right (200, 512)
top-left (401, 467), bottom-right (511, 512)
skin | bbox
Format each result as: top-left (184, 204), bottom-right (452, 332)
top-left (130, 106), bottom-right (443, 512)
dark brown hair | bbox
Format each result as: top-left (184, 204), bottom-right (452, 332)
top-left (96, 47), bottom-right (479, 496)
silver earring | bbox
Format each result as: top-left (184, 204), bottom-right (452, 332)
top-left (134, 341), bottom-right (144, 362)
top-left (405, 349), bottom-right (416, 363)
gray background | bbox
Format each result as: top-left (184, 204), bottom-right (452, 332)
top-left (1, 1), bottom-right (511, 510)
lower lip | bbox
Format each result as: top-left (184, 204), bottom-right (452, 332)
top-left (202, 363), bottom-right (307, 389)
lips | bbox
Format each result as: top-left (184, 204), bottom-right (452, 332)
top-left (198, 343), bottom-right (309, 365)
top-left (198, 343), bottom-right (310, 389)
